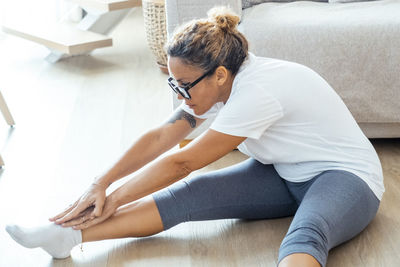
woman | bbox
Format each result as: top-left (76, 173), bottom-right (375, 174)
top-left (6, 6), bottom-right (384, 267)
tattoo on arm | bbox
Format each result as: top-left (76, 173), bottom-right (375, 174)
top-left (168, 109), bottom-right (197, 128)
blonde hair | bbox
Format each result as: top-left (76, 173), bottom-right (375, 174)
top-left (166, 6), bottom-right (248, 75)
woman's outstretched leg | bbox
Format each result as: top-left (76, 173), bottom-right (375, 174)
top-left (82, 195), bottom-right (164, 242)
top-left (152, 158), bottom-right (297, 231)
top-left (6, 158), bottom-right (297, 259)
top-left (83, 158), bottom-right (296, 243)
top-left (5, 196), bottom-right (164, 258)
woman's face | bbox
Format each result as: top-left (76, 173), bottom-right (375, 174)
top-left (168, 57), bottom-right (228, 116)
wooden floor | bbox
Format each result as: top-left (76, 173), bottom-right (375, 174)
top-left (0, 8), bottom-right (399, 267)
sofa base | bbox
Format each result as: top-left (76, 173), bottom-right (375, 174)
top-left (359, 123), bottom-right (400, 139)
top-left (179, 123), bottom-right (400, 148)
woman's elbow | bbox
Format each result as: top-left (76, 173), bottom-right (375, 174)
top-left (167, 154), bottom-right (195, 180)
top-left (176, 162), bottom-right (193, 178)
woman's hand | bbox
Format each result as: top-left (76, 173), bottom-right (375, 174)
top-left (49, 182), bottom-right (107, 226)
top-left (60, 195), bottom-right (119, 230)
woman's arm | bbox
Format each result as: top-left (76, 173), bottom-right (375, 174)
top-left (95, 108), bottom-right (205, 188)
top-left (50, 108), bottom-right (204, 224)
top-left (59, 129), bottom-right (245, 229)
top-left (110, 129), bottom-right (246, 208)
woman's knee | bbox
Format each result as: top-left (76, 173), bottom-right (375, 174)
top-left (278, 253), bottom-right (321, 267)
top-left (278, 215), bottom-right (328, 267)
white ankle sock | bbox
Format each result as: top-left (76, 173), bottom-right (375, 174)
top-left (5, 222), bottom-right (82, 259)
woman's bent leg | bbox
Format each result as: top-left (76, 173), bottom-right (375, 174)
top-left (278, 170), bottom-right (380, 267)
top-left (82, 195), bottom-right (164, 242)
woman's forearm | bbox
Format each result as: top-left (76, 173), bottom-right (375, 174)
top-left (110, 153), bottom-right (191, 207)
top-left (95, 128), bottom-right (174, 188)
top-left (108, 128), bottom-right (244, 209)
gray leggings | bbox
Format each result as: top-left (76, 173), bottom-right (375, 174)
top-left (152, 158), bottom-right (380, 266)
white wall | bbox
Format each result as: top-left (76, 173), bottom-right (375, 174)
top-left (0, 0), bottom-right (79, 25)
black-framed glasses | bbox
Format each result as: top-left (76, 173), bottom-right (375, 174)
top-left (167, 68), bottom-right (216, 99)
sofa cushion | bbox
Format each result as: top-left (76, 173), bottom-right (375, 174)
top-left (238, 0), bottom-right (400, 123)
top-left (243, 0), bottom-right (327, 9)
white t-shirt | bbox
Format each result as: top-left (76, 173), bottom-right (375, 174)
top-left (181, 53), bottom-right (384, 200)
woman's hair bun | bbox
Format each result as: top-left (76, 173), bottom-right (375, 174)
top-left (207, 6), bottom-right (240, 32)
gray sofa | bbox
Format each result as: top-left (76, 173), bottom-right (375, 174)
top-left (166, 0), bottom-right (400, 139)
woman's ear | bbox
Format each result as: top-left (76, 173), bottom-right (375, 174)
top-left (215, 66), bottom-right (229, 86)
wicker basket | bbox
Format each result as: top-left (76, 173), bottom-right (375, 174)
top-left (142, 0), bottom-right (168, 74)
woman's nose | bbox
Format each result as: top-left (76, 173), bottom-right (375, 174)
top-left (177, 93), bottom-right (184, 100)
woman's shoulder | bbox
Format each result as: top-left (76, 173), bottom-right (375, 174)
top-left (237, 54), bottom-right (291, 79)
top-left (235, 53), bottom-right (320, 91)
